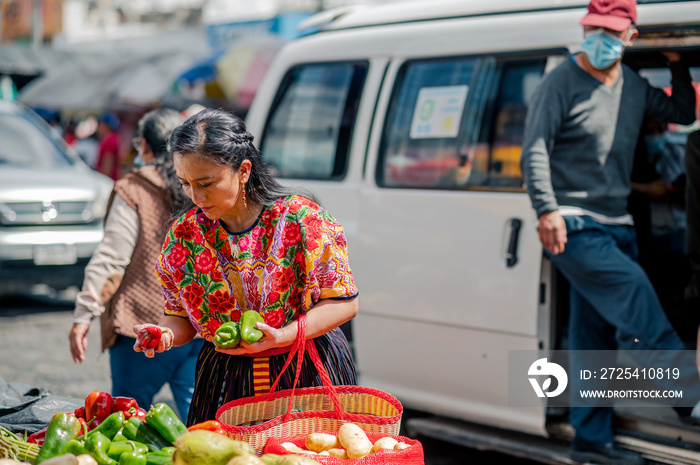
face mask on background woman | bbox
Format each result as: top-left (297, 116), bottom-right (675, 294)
top-left (581, 28), bottom-right (631, 70)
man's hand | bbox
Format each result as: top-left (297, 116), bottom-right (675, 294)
top-left (69, 323), bottom-right (90, 364)
top-left (538, 210), bottom-right (567, 255)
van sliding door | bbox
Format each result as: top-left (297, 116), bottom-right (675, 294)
top-left (354, 54), bottom-right (553, 434)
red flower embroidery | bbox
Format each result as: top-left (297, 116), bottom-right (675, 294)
top-left (266, 290), bottom-right (281, 306)
top-left (288, 200), bottom-right (302, 213)
top-left (211, 267), bottom-right (224, 283)
top-left (295, 250), bottom-right (305, 266)
top-left (264, 308), bottom-right (285, 328)
top-left (304, 217), bottom-right (323, 242)
top-left (173, 268), bottom-right (184, 285)
top-left (205, 229), bottom-right (218, 244)
top-left (183, 282), bottom-right (205, 310)
top-left (208, 289), bottom-right (236, 315)
top-left (238, 235), bottom-right (250, 252)
top-left (230, 310), bottom-right (242, 322)
top-left (288, 289), bottom-right (302, 310)
top-left (194, 252), bottom-right (216, 274)
top-left (282, 223), bottom-right (301, 247)
top-left (271, 268), bottom-right (295, 294)
top-left (168, 243), bottom-right (190, 268)
top-left (250, 238), bottom-right (263, 256)
top-left (174, 221), bottom-right (196, 241)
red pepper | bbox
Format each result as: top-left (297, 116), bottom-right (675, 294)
top-left (111, 396), bottom-right (139, 419)
top-left (132, 407), bottom-right (148, 422)
top-left (26, 426), bottom-right (47, 445)
top-left (85, 390), bottom-right (113, 426)
top-left (137, 326), bottom-right (162, 349)
top-left (74, 406), bottom-right (86, 419)
top-left (187, 420), bottom-right (226, 435)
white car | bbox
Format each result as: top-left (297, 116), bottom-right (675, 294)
top-left (0, 101), bottom-right (113, 297)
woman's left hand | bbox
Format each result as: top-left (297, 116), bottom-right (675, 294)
top-left (214, 322), bottom-right (288, 355)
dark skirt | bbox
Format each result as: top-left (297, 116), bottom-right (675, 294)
top-left (186, 327), bottom-right (357, 426)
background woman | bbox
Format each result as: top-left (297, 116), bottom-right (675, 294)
top-left (133, 108), bottom-right (359, 426)
top-left (70, 107), bottom-right (205, 419)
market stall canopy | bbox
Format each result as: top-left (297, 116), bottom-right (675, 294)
top-left (215, 35), bottom-right (284, 108)
top-left (18, 50), bottom-right (202, 113)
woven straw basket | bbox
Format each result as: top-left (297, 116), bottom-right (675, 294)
top-left (216, 315), bottom-right (403, 453)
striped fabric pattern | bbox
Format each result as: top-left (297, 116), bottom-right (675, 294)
top-left (252, 358), bottom-right (271, 396)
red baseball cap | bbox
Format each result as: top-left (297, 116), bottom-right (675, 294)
top-left (580, 0), bottom-right (637, 31)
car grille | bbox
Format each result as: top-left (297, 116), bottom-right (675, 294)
top-left (0, 201), bottom-right (96, 225)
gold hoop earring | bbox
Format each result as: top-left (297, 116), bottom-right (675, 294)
top-left (241, 182), bottom-right (247, 209)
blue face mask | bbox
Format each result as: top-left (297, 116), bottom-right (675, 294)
top-left (581, 29), bottom-right (627, 70)
top-left (133, 154), bottom-right (145, 167)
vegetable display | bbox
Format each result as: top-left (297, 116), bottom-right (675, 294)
top-left (3, 392), bottom-right (415, 465)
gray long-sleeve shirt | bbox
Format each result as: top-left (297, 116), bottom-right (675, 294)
top-left (521, 57), bottom-right (696, 219)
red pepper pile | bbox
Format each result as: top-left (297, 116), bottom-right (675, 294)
top-left (27, 390), bottom-right (147, 445)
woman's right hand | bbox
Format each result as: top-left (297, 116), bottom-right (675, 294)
top-left (69, 323), bottom-right (90, 364)
top-left (132, 323), bottom-right (174, 358)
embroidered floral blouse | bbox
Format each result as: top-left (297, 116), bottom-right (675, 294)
top-left (156, 195), bottom-right (358, 342)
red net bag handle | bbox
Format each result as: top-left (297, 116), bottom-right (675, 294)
top-left (268, 314), bottom-right (344, 421)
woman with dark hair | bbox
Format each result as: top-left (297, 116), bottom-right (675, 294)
top-left (133, 108), bottom-right (358, 425)
top-left (70, 108), bottom-right (205, 419)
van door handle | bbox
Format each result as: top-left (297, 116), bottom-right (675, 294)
top-left (506, 218), bottom-right (522, 268)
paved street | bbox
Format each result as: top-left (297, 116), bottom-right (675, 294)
top-left (0, 292), bottom-right (175, 409)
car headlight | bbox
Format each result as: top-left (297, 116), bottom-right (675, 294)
top-left (0, 202), bottom-right (17, 225)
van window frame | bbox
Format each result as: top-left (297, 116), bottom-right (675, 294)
top-left (258, 60), bottom-right (369, 181)
top-left (375, 49), bottom-right (567, 192)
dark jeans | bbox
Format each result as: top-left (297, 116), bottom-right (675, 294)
top-left (110, 335), bottom-right (205, 419)
top-left (547, 215), bottom-right (695, 447)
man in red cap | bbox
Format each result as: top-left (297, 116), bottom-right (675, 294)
top-left (521, 1), bottom-right (697, 464)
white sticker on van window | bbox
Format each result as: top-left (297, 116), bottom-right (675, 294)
top-left (410, 85), bottom-right (468, 139)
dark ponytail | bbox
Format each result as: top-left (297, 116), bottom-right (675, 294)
top-left (136, 108), bottom-right (193, 215)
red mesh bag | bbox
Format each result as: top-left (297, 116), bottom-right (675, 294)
top-left (264, 432), bottom-right (425, 464)
top-left (216, 315), bottom-right (403, 454)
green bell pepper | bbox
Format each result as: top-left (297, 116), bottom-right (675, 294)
top-left (240, 310), bottom-right (264, 344)
top-left (108, 440), bottom-right (149, 461)
top-left (87, 411), bottom-right (125, 440)
top-left (112, 430), bottom-right (128, 442)
top-left (145, 451), bottom-right (173, 465)
top-left (213, 321), bottom-right (241, 348)
top-left (59, 439), bottom-right (88, 457)
top-left (121, 417), bottom-right (170, 451)
top-left (85, 431), bottom-right (117, 465)
top-left (36, 412), bottom-right (83, 463)
top-left (118, 451), bottom-right (148, 465)
top-left (144, 404), bottom-right (188, 444)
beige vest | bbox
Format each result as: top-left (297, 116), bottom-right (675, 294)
top-left (100, 166), bottom-right (172, 351)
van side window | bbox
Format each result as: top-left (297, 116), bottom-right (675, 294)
top-left (476, 59), bottom-right (547, 188)
top-left (260, 62), bottom-right (368, 180)
top-left (377, 56), bottom-right (547, 190)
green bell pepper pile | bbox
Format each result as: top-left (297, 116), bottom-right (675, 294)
top-left (33, 402), bottom-right (183, 465)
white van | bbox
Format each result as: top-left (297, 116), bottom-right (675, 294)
top-left (244, 0), bottom-right (700, 462)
